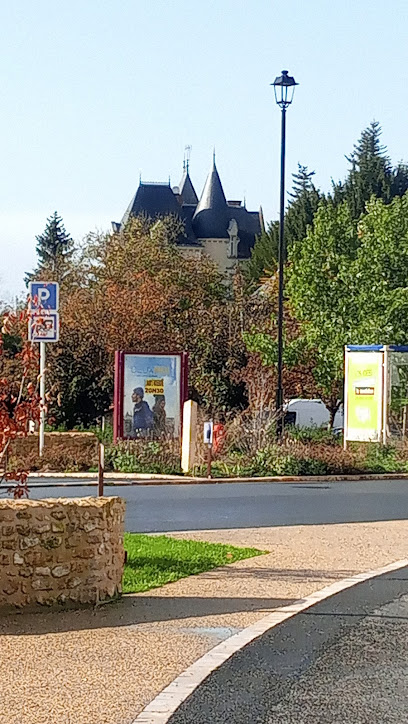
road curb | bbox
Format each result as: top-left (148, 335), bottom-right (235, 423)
top-left (131, 558), bottom-right (408, 724)
top-left (17, 471), bottom-right (408, 487)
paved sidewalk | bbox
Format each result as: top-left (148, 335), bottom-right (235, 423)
top-left (0, 520), bottom-right (407, 723)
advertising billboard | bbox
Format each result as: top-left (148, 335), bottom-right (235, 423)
top-left (345, 350), bottom-right (383, 442)
top-left (114, 352), bottom-right (188, 441)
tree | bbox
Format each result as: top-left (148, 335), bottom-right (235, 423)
top-left (246, 221), bottom-right (279, 282)
top-left (285, 165), bottom-right (321, 245)
top-left (244, 270), bottom-right (333, 416)
top-left (331, 121), bottom-right (408, 218)
top-left (0, 308), bottom-right (40, 496)
top-left (284, 192), bottom-right (408, 423)
top-left (285, 200), bottom-right (359, 423)
top-left (26, 211), bottom-right (74, 284)
top-left (247, 165), bottom-right (321, 283)
top-left (353, 194), bottom-right (408, 344)
top-left (44, 216), bottom-right (273, 427)
top-left (247, 200), bottom-right (359, 424)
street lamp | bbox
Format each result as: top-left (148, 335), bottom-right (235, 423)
top-left (272, 70), bottom-right (298, 439)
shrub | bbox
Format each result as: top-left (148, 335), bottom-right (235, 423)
top-left (105, 439), bottom-right (181, 475)
top-left (196, 445), bottom-right (330, 478)
top-left (361, 443), bottom-right (408, 474)
top-left (285, 425), bottom-right (340, 446)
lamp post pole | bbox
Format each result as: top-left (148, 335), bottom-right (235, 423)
top-left (272, 70), bottom-right (298, 439)
top-left (276, 103), bottom-right (286, 435)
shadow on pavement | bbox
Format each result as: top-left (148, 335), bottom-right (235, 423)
top-left (199, 566), bottom-right (358, 581)
top-left (0, 594), bottom-right (296, 636)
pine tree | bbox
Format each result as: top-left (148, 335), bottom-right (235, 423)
top-left (246, 221), bottom-right (279, 281)
top-left (247, 165), bottom-right (321, 282)
top-left (285, 165), bottom-right (321, 248)
top-left (26, 211), bottom-right (74, 283)
top-left (332, 121), bottom-right (408, 218)
top-left (288, 164), bottom-right (316, 200)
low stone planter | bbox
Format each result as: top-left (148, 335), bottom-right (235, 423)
top-left (0, 497), bottom-right (125, 611)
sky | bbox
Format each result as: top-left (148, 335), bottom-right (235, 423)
top-left (1, 0), bottom-right (408, 301)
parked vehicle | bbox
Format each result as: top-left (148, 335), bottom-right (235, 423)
top-left (283, 399), bottom-right (344, 430)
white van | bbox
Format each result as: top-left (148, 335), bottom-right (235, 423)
top-left (284, 399), bottom-right (344, 430)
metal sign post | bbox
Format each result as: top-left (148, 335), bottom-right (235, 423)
top-left (98, 416), bottom-right (105, 497)
top-left (28, 282), bottom-right (60, 457)
top-left (39, 342), bottom-right (46, 457)
top-left (203, 421), bottom-right (213, 479)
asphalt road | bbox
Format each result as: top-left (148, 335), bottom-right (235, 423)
top-left (169, 566), bottom-right (408, 723)
top-left (3, 478), bottom-right (407, 532)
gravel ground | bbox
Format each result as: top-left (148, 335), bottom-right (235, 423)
top-left (0, 520), bottom-right (407, 724)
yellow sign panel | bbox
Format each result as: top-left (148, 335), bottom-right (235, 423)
top-left (145, 378), bottom-right (164, 396)
top-left (346, 352), bottom-right (383, 442)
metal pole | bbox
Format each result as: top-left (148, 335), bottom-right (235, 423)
top-left (276, 105), bottom-right (286, 439)
top-left (382, 346), bottom-right (388, 446)
top-left (39, 341), bottom-right (46, 457)
top-left (98, 416), bottom-right (105, 496)
top-left (98, 443), bottom-right (104, 496)
top-left (206, 443), bottom-right (212, 479)
top-left (343, 347), bottom-right (348, 451)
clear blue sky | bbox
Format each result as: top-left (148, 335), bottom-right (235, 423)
top-left (1, 0), bottom-right (407, 300)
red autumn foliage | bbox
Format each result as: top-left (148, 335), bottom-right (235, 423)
top-left (0, 308), bottom-right (40, 497)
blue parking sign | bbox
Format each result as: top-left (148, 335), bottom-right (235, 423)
top-left (29, 281), bottom-right (59, 311)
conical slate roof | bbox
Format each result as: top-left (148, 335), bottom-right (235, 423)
top-left (192, 158), bottom-right (229, 238)
top-left (113, 155), bottom-right (262, 256)
top-left (178, 168), bottom-right (198, 205)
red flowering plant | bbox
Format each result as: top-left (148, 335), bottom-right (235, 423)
top-left (0, 308), bottom-right (40, 498)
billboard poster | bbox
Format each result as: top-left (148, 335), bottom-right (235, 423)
top-left (345, 351), bottom-right (383, 442)
top-left (114, 352), bottom-right (188, 441)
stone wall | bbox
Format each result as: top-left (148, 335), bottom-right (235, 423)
top-left (0, 497), bottom-right (125, 611)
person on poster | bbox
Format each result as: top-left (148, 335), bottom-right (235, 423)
top-left (153, 395), bottom-right (166, 437)
top-left (132, 388), bottom-right (153, 436)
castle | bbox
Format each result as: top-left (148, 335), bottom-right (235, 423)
top-left (112, 154), bottom-right (264, 275)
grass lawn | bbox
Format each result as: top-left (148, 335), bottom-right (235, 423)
top-left (123, 533), bottom-right (265, 594)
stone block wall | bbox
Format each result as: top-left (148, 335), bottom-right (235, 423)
top-left (0, 497), bottom-right (125, 610)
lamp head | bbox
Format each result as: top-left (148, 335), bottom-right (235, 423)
top-left (272, 70), bottom-right (298, 109)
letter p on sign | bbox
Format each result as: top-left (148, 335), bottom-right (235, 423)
top-left (29, 281), bottom-right (59, 312)
top-left (38, 287), bottom-right (50, 304)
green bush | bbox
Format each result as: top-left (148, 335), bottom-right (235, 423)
top-left (196, 445), bottom-right (330, 478)
top-left (285, 425), bottom-right (340, 446)
top-left (106, 440), bottom-right (181, 475)
top-left (361, 443), bottom-right (408, 474)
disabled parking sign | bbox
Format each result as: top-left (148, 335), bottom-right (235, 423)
top-left (28, 312), bottom-right (59, 342)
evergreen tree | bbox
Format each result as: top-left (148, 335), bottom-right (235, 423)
top-left (285, 165), bottom-right (321, 249)
top-left (246, 221), bottom-right (279, 281)
top-left (247, 165), bottom-right (321, 282)
top-left (331, 121), bottom-right (408, 218)
top-left (26, 211), bottom-right (74, 283)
